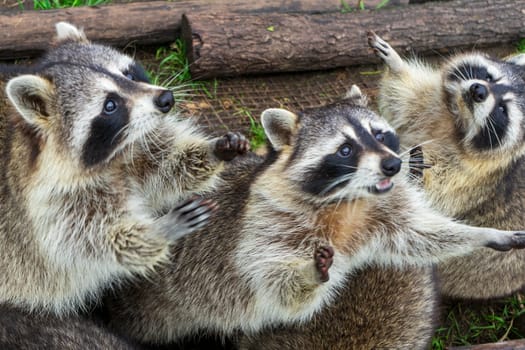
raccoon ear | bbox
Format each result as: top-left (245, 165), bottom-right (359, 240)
top-left (261, 108), bottom-right (299, 151)
top-left (505, 53), bottom-right (525, 66)
top-left (55, 22), bottom-right (88, 43)
top-left (6, 75), bottom-right (54, 126)
top-left (344, 84), bottom-right (368, 107)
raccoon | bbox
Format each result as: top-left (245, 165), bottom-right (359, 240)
top-left (103, 85), bottom-right (525, 346)
top-left (0, 22), bottom-right (248, 315)
top-left (368, 31), bottom-right (525, 298)
top-left (0, 304), bottom-right (142, 350)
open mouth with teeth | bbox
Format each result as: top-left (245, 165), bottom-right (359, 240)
top-left (368, 178), bottom-right (394, 194)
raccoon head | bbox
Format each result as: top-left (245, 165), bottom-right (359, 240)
top-left (261, 85), bottom-right (402, 204)
top-left (5, 22), bottom-right (174, 169)
top-left (443, 52), bottom-right (525, 156)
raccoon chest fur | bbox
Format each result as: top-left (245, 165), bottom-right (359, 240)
top-left (0, 22), bottom-right (235, 316)
top-left (316, 200), bottom-right (371, 255)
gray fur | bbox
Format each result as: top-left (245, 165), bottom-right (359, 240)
top-left (104, 91), bottom-right (525, 347)
top-left (0, 22), bottom-right (231, 315)
top-left (0, 304), bottom-right (142, 350)
top-left (369, 30), bottom-right (525, 299)
top-left (239, 266), bottom-right (438, 350)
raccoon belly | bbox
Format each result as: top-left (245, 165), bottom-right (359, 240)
top-left (237, 265), bottom-right (438, 350)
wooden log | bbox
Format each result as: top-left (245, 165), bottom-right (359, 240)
top-left (448, 339), bottom-right (525, 350)
top-left (182, 0), bottom-right (525, 78)
top-left (0, 0), bottom-right (406, 60)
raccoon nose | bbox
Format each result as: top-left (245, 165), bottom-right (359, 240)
top-left (155, 90), bottom-right (175, 113)
top-left (469, 83), bottom-right (488, 103)
top-left (381, 157), bottom-right (402, 177)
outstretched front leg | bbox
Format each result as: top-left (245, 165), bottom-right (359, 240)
top-left (367, 30), bottom-right (406, 74)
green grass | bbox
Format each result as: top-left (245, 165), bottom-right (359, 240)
top-left (340, 0), bottom-right (390, 13)
top-left (149, 40), bottom-right (192, 88)
top-left (431, 295), bottom-right (525, 349)
top-left (517, 38), bottom-right (525, 53)
top-left (232, 107), bottom-right (266, 150)
top-left (33, 0), bottom-right (110, 10)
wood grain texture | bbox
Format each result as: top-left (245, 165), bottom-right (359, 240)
top-left (0, 0), bottom-right (407, 59)
top-left (182, 0), bottom-right (525, 77)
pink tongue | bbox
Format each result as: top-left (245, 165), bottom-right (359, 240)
top-left (376, 179), bottom-right (391, 190)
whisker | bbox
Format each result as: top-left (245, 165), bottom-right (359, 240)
top-left (320, 173), bottom-right (355, 196)
top-left (398, 139), bottom-right (435, 158)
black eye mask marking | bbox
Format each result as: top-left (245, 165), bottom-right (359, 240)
top-left (124, 62), bottom-right (150, 83)
top-left (448, 63), bottom-right (491, 82)
top-left (472, 99), bottom-right (509, 151)
top-left (302, 141), bottom-right (362, 196)
top-left (81, 93), bottom-right (129, 167)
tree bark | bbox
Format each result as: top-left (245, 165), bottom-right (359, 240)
top-left (182, 0), bottom-right (525, 78)
top-left (0, 0), bottom-right (406, 60)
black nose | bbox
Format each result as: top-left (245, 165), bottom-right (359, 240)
top-left (469, 83), bottom-right (488, 103)
top-left (381, 157), bottom-right (402, 177)
top-left (155, 90), bottom-right (175, 113)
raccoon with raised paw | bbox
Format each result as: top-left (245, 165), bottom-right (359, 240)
top-left (368, 31), bottom-right (525, 299)
top-left (0, 22), bottom-right (248, 316)
top-left (104, 86), bottom-right (525, 348)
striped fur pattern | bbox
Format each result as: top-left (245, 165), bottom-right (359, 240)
top-left (104, 86), bottom-right (525, 346)
top-left (0, 22), bottom-right (236, 315)
top-left (369, 30), bottom-right (525, 298)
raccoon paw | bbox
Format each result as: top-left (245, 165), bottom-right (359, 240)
top-left (315, 245), bottom-right (334, 283)
top-left (214, 132), bottom-right (250, 161)
top-left (486, 232), bottom-right (525, 252)
top-left (367, 30), bottom-right (403, 72)
top-left (156, 197), bottom-right (217, 241)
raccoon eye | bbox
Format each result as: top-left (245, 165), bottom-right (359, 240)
top-left (498, 103), bottom-right (507, 115)
top-left (123, 71), bottom-right (135, 81)
top-left (103, 99), bottom-right (118, 115)
top-left (485, 73), bottom-right (493, 82)
top-left (374, 132), bottom-right (385, 143)
top-left (338, 144), bottom-right (353, 158)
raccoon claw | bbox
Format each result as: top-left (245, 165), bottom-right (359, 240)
top-left (510, 232), bottom-right (525, 250)
top-left (367, 30), bottom-right (390, 58)
top-left (487, 232), bottom-right (525, 252)
top-left (214, 132), bottom-right (250, 161)
top-left (158, 197), bottom-right (217, 241)
top-left (315, 245), bottom-right (334, 283)
top-left (367, 30), bottom-right (403, 72)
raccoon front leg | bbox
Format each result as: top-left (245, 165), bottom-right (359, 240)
top-left (158, 132), bottom-right (249, 195)
top-left (110, 197), bottom-right (215, 272)
top-left (373, 210), bottom-right (525, 267)
top-left (367, 31), bottom-right (406, 74)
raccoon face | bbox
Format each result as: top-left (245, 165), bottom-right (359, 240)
top-left (443, 53), bottom-right (525, 154)
top-left (5, 22), bottom-right (175, 169)
top-left (261, 86), bottom-right (402, 204)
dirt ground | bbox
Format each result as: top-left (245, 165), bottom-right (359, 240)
top-left (174, 45), bottom-right (516, 138)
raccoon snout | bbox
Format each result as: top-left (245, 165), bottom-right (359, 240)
top-left (469, 83), bottom-right (488, 103)
top-left (380, 157), bottom-right (401, 177)
top-left (155, 90), bottom-right (175, 113)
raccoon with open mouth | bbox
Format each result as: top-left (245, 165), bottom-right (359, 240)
top-left (368, 30), bottom-right (525, 299)
top-left (103, 86), bottom-right (525, 349)
top-left (0, 22), bottom-right (248, 317)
